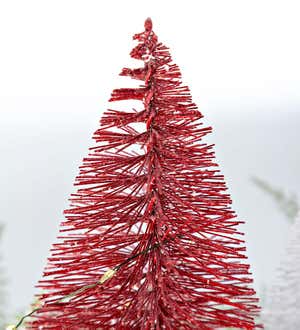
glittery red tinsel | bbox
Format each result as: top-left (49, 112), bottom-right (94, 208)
top-left (29, 18), bottom-right (261, 329)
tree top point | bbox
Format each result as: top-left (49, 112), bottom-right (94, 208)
top-left (144, 17), bottom-right (153, 31)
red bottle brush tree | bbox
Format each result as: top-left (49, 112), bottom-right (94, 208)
top-left (29, 18), bottom-right (261, 329)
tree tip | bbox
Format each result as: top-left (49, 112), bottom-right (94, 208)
top-left (144, 17), bottom-right (153, 31)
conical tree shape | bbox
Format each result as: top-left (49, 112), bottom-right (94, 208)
top-left (262, 212), bottom-right (300, 329)
top-left (29, 18), bottom-right (260, 329)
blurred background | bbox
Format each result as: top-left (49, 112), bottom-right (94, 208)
top-left (0, 0), bottom-right (299, 325)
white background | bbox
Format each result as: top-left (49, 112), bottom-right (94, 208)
top-left (0, 0), bottom-right (300, 319)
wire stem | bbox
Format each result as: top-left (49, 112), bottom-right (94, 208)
top-left (13, 240), bottom-right (164, 328)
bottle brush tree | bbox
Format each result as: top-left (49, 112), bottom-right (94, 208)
top-left (25, 18), bottom-right (261, 329)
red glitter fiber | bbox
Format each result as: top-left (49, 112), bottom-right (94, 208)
top-left (29, 18), bottom-right (261, 329)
